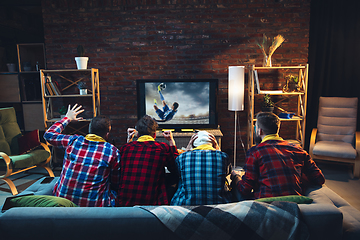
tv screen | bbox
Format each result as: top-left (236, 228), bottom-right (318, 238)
top-left (136, 79), bottom-right (218, 131)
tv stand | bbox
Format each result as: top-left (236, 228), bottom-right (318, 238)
top-left (156, 128), bottom-right (223, 149)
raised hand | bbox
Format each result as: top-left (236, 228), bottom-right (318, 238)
top-left (65, 104), bottom-right (84, 121)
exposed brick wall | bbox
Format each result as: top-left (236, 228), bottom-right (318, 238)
top-left (41, 0), bottom-right (310, 165)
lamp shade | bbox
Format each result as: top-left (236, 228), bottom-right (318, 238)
top-left (228, 66), bottom-right (245, 111)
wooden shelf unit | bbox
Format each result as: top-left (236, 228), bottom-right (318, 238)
top-left (247, 64), bottom-right (309, 149)
top-left (40, 69), bottom-right (100, 130)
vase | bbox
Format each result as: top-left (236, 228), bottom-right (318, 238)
top-left (263, 55), bottom-right (272, 67)
top-left (261, 106), bottom-right (274, 112)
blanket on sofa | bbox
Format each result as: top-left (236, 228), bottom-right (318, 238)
top-left (140, 200), bottom-right (309, 240)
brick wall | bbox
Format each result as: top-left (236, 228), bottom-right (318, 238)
top-left (41, 0), bottom-right (310, 165)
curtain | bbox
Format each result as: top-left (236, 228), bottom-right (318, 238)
top-left (305, 0), bottom-right (360, 150)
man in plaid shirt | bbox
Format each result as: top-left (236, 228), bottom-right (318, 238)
top-left (231, 112), bottom-right (325, 200)
top-left (170, 131), bottom-right (233, 205)
top-left (116, 115), bottom-right (179, 206)
top-left (44, 104), bottom-right (121, 207)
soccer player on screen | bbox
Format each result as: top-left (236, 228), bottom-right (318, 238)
top-left (153, 83), bottom-right (179, 122)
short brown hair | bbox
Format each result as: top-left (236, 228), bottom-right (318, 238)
top-left (89, 116), bottom-right (111, 138)
top-left (256, 112), bottom-right (280, 135)
top-left (136, 115), bottom-right (158, 137)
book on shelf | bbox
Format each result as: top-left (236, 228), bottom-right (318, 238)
top-left (46, 76), bottom-right (61, 95)
top-left (45, 82), bottom-right (54, 95)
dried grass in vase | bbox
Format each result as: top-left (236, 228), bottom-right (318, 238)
top-left (257, 34), bottom-right (285, 67)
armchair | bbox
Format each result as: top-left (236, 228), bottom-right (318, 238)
top-left (309, 97), bottom-right (360, 178)
top-left (0, 107), bottom-right (54, 195)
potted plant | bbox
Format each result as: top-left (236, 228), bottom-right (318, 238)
top-left (78, 81), bottom-right (87, 95)
top-left (261, 94), bottom-right (275, 112)
top-left (283, 75), bottom-right (300, 92)
top-left (74, 45), bottom-right (89, 70)
top-left (59, 106), bottom-right (67, 118)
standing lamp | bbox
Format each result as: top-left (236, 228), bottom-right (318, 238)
top-left (228, 66), bottom-right (245, 168)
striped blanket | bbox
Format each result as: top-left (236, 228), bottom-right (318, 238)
top-left (140, 200), bottom-right (309, 240)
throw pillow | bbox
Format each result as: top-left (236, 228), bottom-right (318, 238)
top-left (255, 195), bottom-right (313, 204)
top-left (18, 129), bottom-right (41, 154)
top-left (9, 195), bottom-right (78, 207)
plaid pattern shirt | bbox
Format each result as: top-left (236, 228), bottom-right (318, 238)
top-left (237, 140), bottom-right (325, 199)
top-left (170, 150), bottom-right (233, 206)
top-left (116, 140), bottom-right (179, 206)
top-left (44, 117), bottom-right (121, 207)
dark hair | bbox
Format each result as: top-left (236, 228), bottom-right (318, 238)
top-left (89, 116), bottom-right (111, 138)
top-left (136, 115), bottom-right (158, 137)
top-left (256, 112), bottom-right (280, 135)
top-left (173, 102), bottom-right (179, 110)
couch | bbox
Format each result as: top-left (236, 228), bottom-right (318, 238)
top-left (0, 177), bottom-right (359, 240)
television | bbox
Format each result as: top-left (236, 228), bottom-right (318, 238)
top-left (136, 79), bottom-right (218, 131)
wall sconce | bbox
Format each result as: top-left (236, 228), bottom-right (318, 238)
top-left (228, 66), bottom-right (245, 168)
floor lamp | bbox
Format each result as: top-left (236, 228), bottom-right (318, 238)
top-left (228, 66), bottom-right (245, 168)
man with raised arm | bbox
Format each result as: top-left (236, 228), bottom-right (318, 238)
top-left (44, 104), bottom-right (120, 207)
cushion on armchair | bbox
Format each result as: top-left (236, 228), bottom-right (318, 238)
top-left (0, 107), bottom-right (22, 155)
top-left (313, 140), bottom-right (357, 159)
top-left (9, 149), bottom-right (50, 169)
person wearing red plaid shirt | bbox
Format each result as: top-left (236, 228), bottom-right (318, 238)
top-left (116, 115), bottom-right (179, 206)
top-left (231, 112), bottom-right (325, 200)
top-left (44, 104), bottom-right (121, 207)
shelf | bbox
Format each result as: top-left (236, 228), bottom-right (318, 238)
top-left (0, 72), bottom-right (18, 75)
top-left (253, 66), bottom-right (307, 70)
top-left (46, 118), bottom-right (91, 123)
top-left (40, 68), bottom-right (100, 130)
top-left (253, 116), bottom-right (304, 122)
top-left (256, 91), bottom-right (305, 95)
top-left (247, 64), bottom-right (309, 149)
top-left (42, 69), bottom-right (94, 73)
top-left (22, 101), bottom-right (42, 104)
top-left (45, 94), bottom-right (93, 98)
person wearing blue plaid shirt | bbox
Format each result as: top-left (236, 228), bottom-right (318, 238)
top-left (44, 104), bottom-right (121, 207)
top-left (170, 131), bottom-right (233, 205)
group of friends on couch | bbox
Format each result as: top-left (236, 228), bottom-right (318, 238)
top-left (43, 104), bottom-right (325, 207)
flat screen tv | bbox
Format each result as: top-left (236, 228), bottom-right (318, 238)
top-left (136, 79), bottom-right (218, 131)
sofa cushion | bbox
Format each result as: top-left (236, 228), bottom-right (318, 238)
top-left (255, 195), bottom-right (313, 204)
top-left (9, 195), bottom-right (78, 208)
top-left (18, 129), bottom-right (41, 154)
